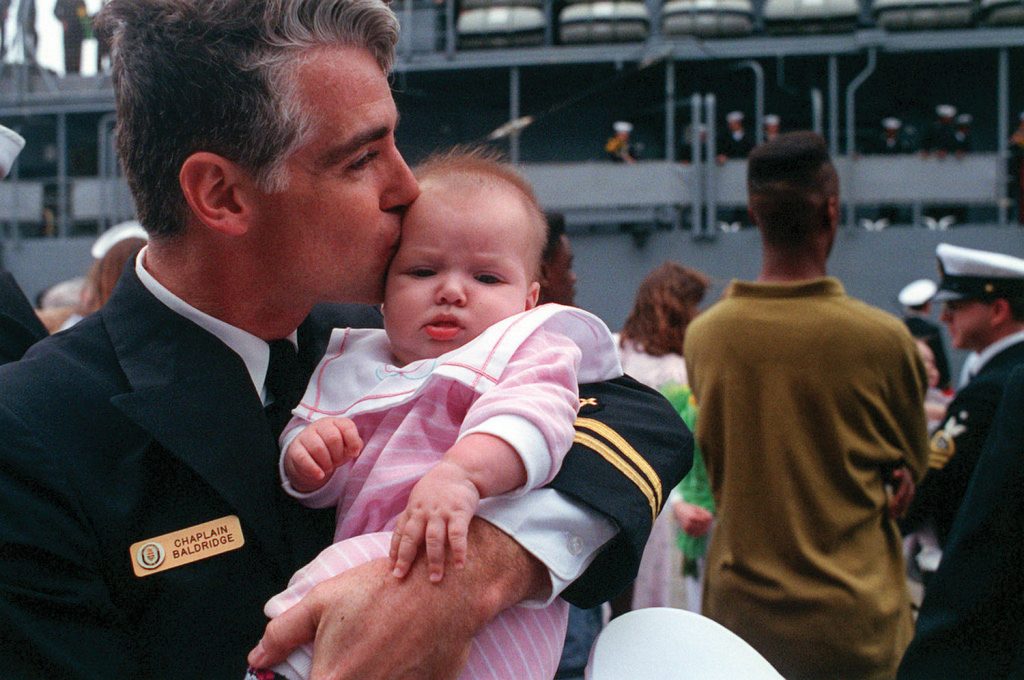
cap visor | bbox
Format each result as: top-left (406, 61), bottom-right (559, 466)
top-left (932, 289), bottom-right (968, 302)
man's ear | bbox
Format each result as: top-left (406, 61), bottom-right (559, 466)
top-left (179, 152), bottom-right (255, 237)
top-left (825, 194), bottom-right (840, 232)
top-left (989, 298), bottom-right (1012, 327)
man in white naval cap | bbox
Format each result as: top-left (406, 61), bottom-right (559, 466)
top-left (878, 117), bottom-right (913, 155)
top-left (605, 120), bottom-right (637, 163)
top-left (868, 118), bottom-right (914, 228)
top-left (953, 112), bottom-right (972, 158)
top-left (717, 110), bottom-right (754, 164)
top-left (901, 243), bottom-right (1024, 549)
top-left (0, 124), bottom-right (49, 365)
top-left (922, 104), bottom-right (957, 159)
top-left (899, 278), bottom-right (951, 391)
top-left (763, 113), bottom-right (781, 143)
top-left (921, 106), bottom-right (963, 228)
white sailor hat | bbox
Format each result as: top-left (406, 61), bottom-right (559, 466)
top-left (91, 220), bottom-right (148, 259)
top-left (934, 243), bottom-right (1024, 302)
top-left (882, 117), bottom-right (901, 130)
top-left (0, 125), bottom-right (26, 179)
top-left (955, 113), bottom-right (973, 125)
top-left (726, 111), bottom-right (744, 123)
top-left (613, 121), bottom-right (633, 133)
top-left (764, 114), bottom-right (780, 126)
top-left (936, 104), bottom-right (956, 119)
top-left (898, 279), bottom-right (937, 307)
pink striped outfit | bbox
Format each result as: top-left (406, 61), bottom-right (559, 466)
top-left (267, 304), bottom-right (622, 680)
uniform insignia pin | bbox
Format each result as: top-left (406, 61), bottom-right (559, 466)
top-left (135, 541), bottom-right (166, 570)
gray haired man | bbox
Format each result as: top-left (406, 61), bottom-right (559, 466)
top-left (0, 1), bottom-right (688, 678)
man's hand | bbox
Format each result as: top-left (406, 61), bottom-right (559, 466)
top-left (247, 519), bottom-right (548, 680)
top-left (284, 418), bottom-right (362, 493)
top-left (887, 467), bottom-right (916, 519)
top-left (389, 460), bottom-right (481, 582)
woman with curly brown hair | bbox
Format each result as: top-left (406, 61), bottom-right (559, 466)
top-left (618, 262), bottom-right (709, 387)
top-left (614, 261), bottom-right (712, 613)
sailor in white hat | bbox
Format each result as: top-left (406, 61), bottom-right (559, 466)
top-left (0, 124), bottom-right (26, 179)
top-left (953, 113), bottom-right (972, 158)
top-left (899, 279), bottom-right (938, 309)
top-left (934, 243), bottom-right (1024, 305)
top-left (922, 105), bottom-right (958, 160)
top-left (719, 110), bottom-right (754, 164)
top-left (898, 278), bottom-right (952, 390)
top-left (879, 117), bottom-right (911, 155)
top-left (903, 243), bottom-right (1024, 547)
top-left (763, 114), bottom-right (781, 143)
top-left (605, 121), bottom-right (637, 163)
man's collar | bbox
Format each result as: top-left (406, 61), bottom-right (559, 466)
top-left (971, 329), bottom-right (1024, 379)
top-left (135, 246), bottom-right (296, 401)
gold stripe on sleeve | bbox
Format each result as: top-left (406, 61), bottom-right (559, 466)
top-left (575, 417), bottom-right (663, 509)
top-left (573, 431), bottom-right (658, 522)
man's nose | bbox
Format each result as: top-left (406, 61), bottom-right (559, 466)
top-left (381, 146), bottom-right (420, 214)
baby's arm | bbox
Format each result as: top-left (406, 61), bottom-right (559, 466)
top-left (389, 328), bottom-right (584, 583)
top-left (282, 417), bottom-right (364, 493)
top-left (390, 433), bottom-right (526, 583)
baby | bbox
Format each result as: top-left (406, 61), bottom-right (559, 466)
top-left (258, 150), bottom-right (621, 680)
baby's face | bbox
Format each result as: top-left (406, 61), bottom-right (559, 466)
top-left (383, 181), bottom-right (540, 366)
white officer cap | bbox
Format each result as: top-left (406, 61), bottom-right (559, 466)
top-left (613, 121), bottom-right (633, 133)
top-left (882, 117), bottom-right (901, 130)
top-left (899, 279), bottom-right (937, 308)
top-left (91, 220), bottom-right (149, 259)
top-left (764, 114), bottom-right (780, 126)
top-left (0, 125), bottom-right (26, 179)
top-left (936, 104), bottom-right (956, 118)
top-left (726, 111), bottom-right (744, 123)
top-left (955, 113), bottom-right (973, 125)
top-left (934, 243), bottom-right (1024, 302)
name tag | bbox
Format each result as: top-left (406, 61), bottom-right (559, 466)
top-left (130, 515), bottom-right (245, 577)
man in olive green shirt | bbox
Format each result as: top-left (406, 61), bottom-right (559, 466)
top-left (685, 132), bottom-right (930, 680)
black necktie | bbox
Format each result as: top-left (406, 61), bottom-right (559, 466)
top-left (264, 339), bottom-right (305, 439)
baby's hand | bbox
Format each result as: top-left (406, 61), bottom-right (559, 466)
top-left (389, 460), bottom-right (481, 583)
top-left (283, 417), bottom-right (362, 493)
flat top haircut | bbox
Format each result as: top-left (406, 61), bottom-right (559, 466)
top-left (747, 131), bottom-right (838, 249)
top-left (95, 0), bottom-right (399, 239)
top-left (413, 146), bottom-right (548, 279)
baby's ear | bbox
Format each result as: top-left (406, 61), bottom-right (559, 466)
top-left (525, 282), bottom-right (540, 310)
